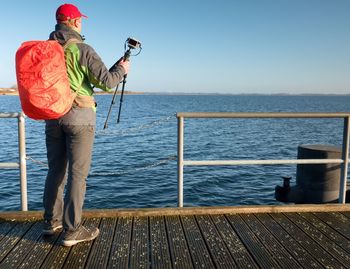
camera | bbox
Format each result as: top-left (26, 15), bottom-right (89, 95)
top-left (126, 37), bottom-right (141, 49)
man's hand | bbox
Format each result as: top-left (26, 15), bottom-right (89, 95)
top-left (118, 58), bottom-right (130, 75)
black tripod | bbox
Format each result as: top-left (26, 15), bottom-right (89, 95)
top-left (103, 49), bottom-right (131, 129)
top-left (103, 37), bottom-right (141, 129)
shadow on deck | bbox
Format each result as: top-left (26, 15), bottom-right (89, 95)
top-left (1, 204), bottom-right (350, 268)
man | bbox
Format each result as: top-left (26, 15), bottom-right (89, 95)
top-left (42, 3), bottom-right (129, 247)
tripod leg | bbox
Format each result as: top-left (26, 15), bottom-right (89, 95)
top-left (117, 75), bottom-right (127, 124)
top-left (103, 83), bottom-right (120, 129)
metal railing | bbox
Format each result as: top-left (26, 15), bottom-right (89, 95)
top-left (177, 112), bottom-right (350, 207)
top-left (0, 112), bottom-right (27, 211)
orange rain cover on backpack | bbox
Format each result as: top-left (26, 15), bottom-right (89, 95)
top-left (15, 40), bottom-right (74, 120)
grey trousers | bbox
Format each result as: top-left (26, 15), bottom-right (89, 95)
top-left (43, 122), bottom-right (95, 232)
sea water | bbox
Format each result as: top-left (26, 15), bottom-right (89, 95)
top-left (1, 94), bottom-right (350, 211)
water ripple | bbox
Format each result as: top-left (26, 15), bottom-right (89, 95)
top-left (1, 94), bottom-right (349, 210)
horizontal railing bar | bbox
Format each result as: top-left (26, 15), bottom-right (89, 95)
top-left (0, 112), bottom-right (22, 118)
top-left (0, 163), bottom-right (20, 168)
top-left (183, 159), bottom-right (344, 166)
top-left (177, 112), bottom-right (350, 119)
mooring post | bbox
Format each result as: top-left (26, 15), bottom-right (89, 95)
top-left (339, 116), bottom-right (350, 204)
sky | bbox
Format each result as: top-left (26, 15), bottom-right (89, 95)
top-left (1, 0), bottom-right (349, 94)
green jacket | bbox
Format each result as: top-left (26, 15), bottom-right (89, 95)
top-left (48, 24), bottom-right (125, 125)
top-left (49, 24), bottom-right (125, 96)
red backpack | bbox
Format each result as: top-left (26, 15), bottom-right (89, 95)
top-left (15, 40), bottom-right (76, 120)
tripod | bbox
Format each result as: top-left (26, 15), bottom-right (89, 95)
top-left (103, 49), bottom-right (131, 129)
top-left (103, 37), bottom-right (141, 129)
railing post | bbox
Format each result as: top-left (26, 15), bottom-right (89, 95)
top-left (177, 116), bottom-right (184, 207)
top-left (18, 113), bottom-right (28, 211)
top-left (339, 116), bottom-right (350, 204)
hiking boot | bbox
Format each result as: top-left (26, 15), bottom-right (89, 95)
top-left (62, 225), bottom-right (100, 247)
top-left (42, 220), bottom-right (63, 236)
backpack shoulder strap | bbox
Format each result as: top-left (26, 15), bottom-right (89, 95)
top-left (62, 38), bottom-right (82, 50)
top-left (61, 38), bottom-right (83, 95)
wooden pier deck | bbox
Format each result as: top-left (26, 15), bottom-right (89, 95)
top-left (1, 204), bottom-right (350, 269)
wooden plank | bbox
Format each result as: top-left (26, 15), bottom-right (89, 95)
top-left (17, 221), bottom-right (61, 269)
top-left (63, 218), bottom-right (101, 268)
top-left (0, 222), bottom-right (42, 268)
top-left (85, 218), bottom-right (117, 269)
top-left (196, 215), bottom-right (237, 268)
top-left (0, 221), bottom-right (16, 242)
top-left (149, 216), bottom-right (172, 269)
top-left (271, 213), bottom-right (343, 268)
top-left (165, 215), bottom-right (193, 269)
top-left (315, 212), bottom-right (350, 240)
top-left (129, 216), bottom-right (149, 269)
top-left (243, 213), bottom-right (301, 268)
top-left (2, 204), bottom-right (350, 220)
top-left (256, 213), bottom-right (322, 268)
top-left (107, 216), bottom-right (133, 269)
top-left (39, 229), bottom-right (72, 269)
top-left (227, 214), bottom-right (280, 268)
top-left (0, 221), bottom-right (33, 263)
top-left (301, 212), bottom-right (350, 255)
top-left (328, 211), bottom-right (350, 223)
top-left (181, 215), bottom-right (215, 269)
top-left (211, 215), bottom-right (258, 269)
top-left (341, 211), bottom-right (350, 219)
top-left (286, 212), bottom-right (350, 268)
top-left (63, 205), bottom-right (350, 216)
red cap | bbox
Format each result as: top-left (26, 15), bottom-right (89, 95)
top-left (56, 3), bottom-right (88, 21)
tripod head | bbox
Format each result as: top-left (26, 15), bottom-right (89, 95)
top-left (126, 37), bottom-right (141, 50)
top-left (124, 37), bottom-right (142, 61)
